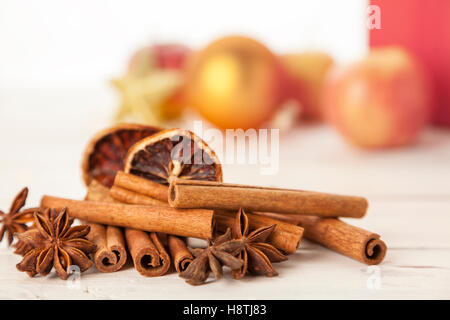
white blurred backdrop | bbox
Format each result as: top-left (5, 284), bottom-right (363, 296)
top-left (0, 0), bottom-right (368, 90)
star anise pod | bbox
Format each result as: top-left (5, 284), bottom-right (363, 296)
top-left (16, 208), bottom-right (96, 280)
top-left (179, 229), bottom-right (244, 285)
top-left (13, 208), bottom-right (69, 256)
top-left (232, 208), bottom-right (287, 279)
top-left (13, 229), bottom-right (41, 256)
top-left (0, 187), bottom-right (37, 246)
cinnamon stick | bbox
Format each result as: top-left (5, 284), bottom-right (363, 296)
top-left (85, 181), bottom-right (127, 273)
top-left (125, 229), bottom-right (171, 277)
top-left (214, 210), bottom-right (304, 254)
top-left (168, 179), bottom-right (368, 218)
top-left (258, 212), bottom-right (387, 265)
top-left (87, 175), bottom-right (172, 276)
top-left (114, 171), bottom-right (168, 202)
top-left (109, 184), bottom-right (304, 255)
top-left (86, 223), bottom-right (128, 273)
top-left (110, 185), bottom-right (166, 206)
top-left (168, 236), bottom-right (193, 273)
top-left (109, 186), bottom-right (195, 273)
top-left (297, 216), bottom-right (386, 265)
top-left (41, 195), bottom-right (214, 239)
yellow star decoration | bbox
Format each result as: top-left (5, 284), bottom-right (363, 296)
top-left (112, 69), bottom-right (182, 125)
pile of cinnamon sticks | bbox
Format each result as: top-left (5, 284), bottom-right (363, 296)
top-left (41, 170), bottom-right (387, 279)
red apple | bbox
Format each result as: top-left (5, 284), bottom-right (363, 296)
top-left (323, 47), bottom-right (432, 148)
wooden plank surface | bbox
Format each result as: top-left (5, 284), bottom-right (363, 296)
top-left (1, 240), bottom-right (449, 299)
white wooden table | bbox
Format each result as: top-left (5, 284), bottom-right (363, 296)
top-left (1, 88), bottom-right (450, 299)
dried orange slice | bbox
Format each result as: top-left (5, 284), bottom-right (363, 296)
top-left (82, 124), bottom-right (161, 187)
top-left (123, 129), bottom-right (222, 185)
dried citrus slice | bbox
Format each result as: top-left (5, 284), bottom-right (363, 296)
top-left (82, 124), bottom-right (161, 187)
top-left (123, 129), bottom-right (222, 185)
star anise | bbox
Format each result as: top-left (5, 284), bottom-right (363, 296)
top-left (179, 229), bottom-right (244, 285)
top-left (16, 208), bottom-right (96, 280)
top-left (231, 208), bottom-right (287, 279)
top-left (13, 229), bottom-right (41, 256)
top-left (13, 208), bottom-right (70, 256)
top-left (0, 187), bottom-right (37, 246)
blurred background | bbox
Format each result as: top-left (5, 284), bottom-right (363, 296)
top-left (0, 0), bottom-right (367, 89)
top-left (1, 0), bottom-right (449, 206)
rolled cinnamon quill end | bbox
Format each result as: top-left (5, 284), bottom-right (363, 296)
top-left (214, 210), bottom-right (304, 255)
top-left (295, 216), bottom-right (387, 265)
top-left (85, 180), bottom-right (128, 273)
top-left (87, 223), bottom-right (127, 273)
top-left (41, 195), bottom-right (214, 239)
top-left (169, 179), bottom-right (368, 218)
top-left (168, 236), bottom-right (193, 273)
top-left (114, 171), bottom-right (168, 202)
top-left (125, 229), bottom-right (171, 277)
